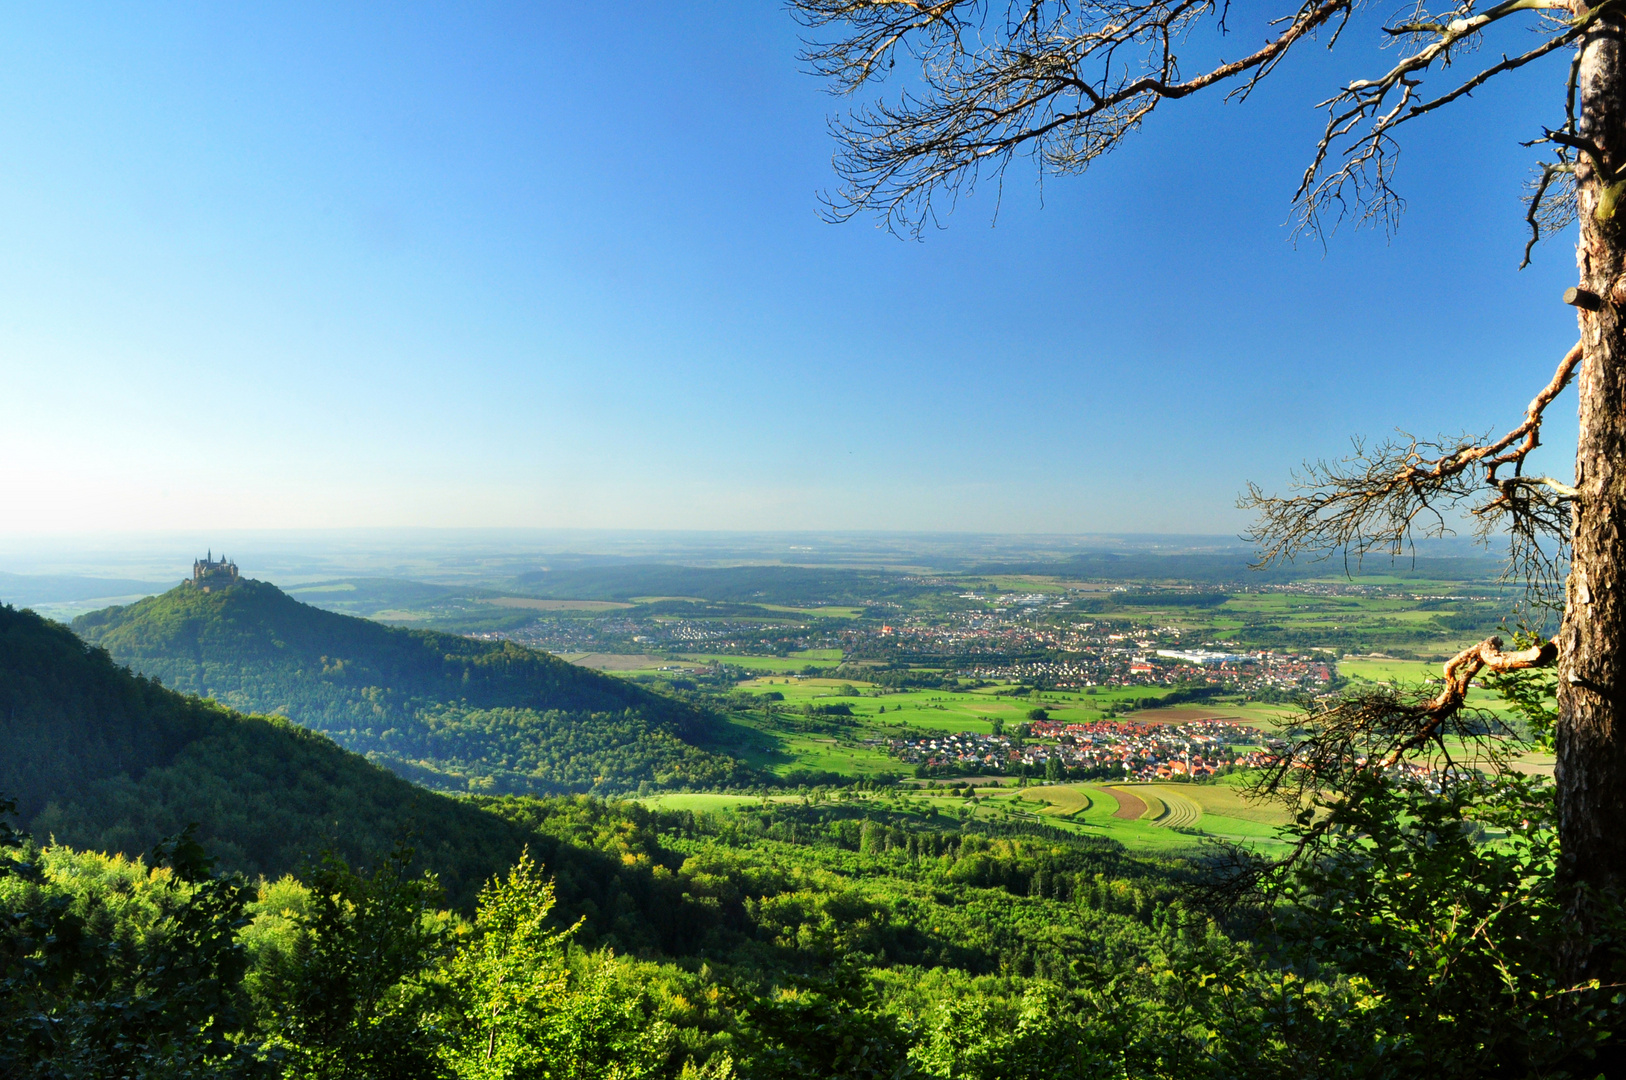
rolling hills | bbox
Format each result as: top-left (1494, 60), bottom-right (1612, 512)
top-left (72, 579), bottom-right (745, 795)
top-left (0, 601), bottom-right (768, 945)
top-left (0, 601), bottom-right (534, 903)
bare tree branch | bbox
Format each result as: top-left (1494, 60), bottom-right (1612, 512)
top-left (1523, 159), bottom-right (1577, 269)
top-left (1187, 633), bottom-right (1560, 907)
top-left (1274, 634), bottom-right (1556, 790)
top-left (1297, 0), bottom-right (1585, 237)
top-left (1240, 342), bottom-right (1582, 591)
top-left (794, 0), bottom-right (1359, 232)
top-left (794, 0), bottom-right (1587, 238)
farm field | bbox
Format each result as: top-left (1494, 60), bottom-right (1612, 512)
top-left (481, 597), bottom-right (633, 611)
top-left (757, 608), bottom-right (865, 620)
top-left (1339, 656), bottom-right (1444, 683)
top-left (625, 774), bottom-right (1295, 853)
top-left (1105, 786), bottom-right (1145, 820)
top-left (678, 653), bottom-right (845, 672)
top-left (1017, 785), bottom-right (1091, 817)
top-left (998, 779), bottom-right (1294, 848)
top-left (756, 730), bottom-right (904, 776)
top-left (734, 676), bottom-right (1183, 732)
top-left (1011, 580), bottom-right (1512, 656)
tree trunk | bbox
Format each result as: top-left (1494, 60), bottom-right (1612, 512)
top-left (1558, 14), bottom-right (1626, 985)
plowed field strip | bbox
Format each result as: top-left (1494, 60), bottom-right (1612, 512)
top-left (1107, 787), bottom-right (1147, 820)
top-left (1152, 789), bottom-right (1202, 829)
top-left (1178, 784), bottom-right (1294, 825)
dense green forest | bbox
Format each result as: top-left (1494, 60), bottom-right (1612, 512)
top-left (3, 598), bottom-right (1623, 1075)
top-left (72, 581), bottom-right (745, 795)
top-left (0, 602), bottom-right (542, 905)
top-left (3, 758), bottom-right (1612, 1077)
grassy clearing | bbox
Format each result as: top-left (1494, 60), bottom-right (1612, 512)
top-left (1081, 785), bottom-right (1120, 817)
top-left (1064, 796), bottom-right (1241, 851)
top-left (632, 793), bottom-right (802, 813)
top-left (630, 781), bottom-right (1293, 852)
top-left (1339, 656), bottom-right (1520, 726)
top-left (1197, 813), bottom-right (1287, 840)
top-left (1511, 752), bottom-right (1556, 777)
top-left (991, 781), bottom-right (1292, 848)
top-left (1339, 657), bottom-right (1444, 683)
top-left (734, 677), bottom-right (1193, 737)
top-left (1131, 704), bottom-right (1293, 731)
top-left (770, 735), bottom-right (902, 776)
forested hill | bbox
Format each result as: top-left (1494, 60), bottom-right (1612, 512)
top-left (72, 580), bottom-right (745, 795)
top-left (0, 602), bottom-right (530, 904)
top-left (72, 578), bottom-right (677, 719)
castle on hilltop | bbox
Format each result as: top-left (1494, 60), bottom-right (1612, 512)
top-left (192, 551), bottom-right (240, 592)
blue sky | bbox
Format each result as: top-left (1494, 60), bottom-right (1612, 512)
top-left (0, 3), bottom-right (1582, 536)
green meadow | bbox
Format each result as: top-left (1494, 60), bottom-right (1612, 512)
top-left (1338, 656), bottom-right (1446, 683)
top-left (632, 777), bottom-right (1297, 852)
top-left (631, 792), bottom-right (805, 813)
top-left (1339, 655), bottom-right (1521, 726)
top-left (999, 779), bottom-right (1293, 849)
top-left (734, 676), bottom-right (1198, 732)
top-left (568, 574), bottom-right (1536, 856)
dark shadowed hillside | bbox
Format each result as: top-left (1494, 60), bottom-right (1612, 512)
top-left (0, 603), bottom-right (771, 941)
top-left (72, 580), bottom-right (746, 795)
top-left (0, 602), bottom-right (534, 904)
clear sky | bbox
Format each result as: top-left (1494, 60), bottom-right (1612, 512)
top-left (0, 3), bottom-right (1582, 537)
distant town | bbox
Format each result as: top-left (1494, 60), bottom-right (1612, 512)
top-left (882, 718), bottom-right (1275, 782)
top-left (487, 593), bottom-right (1339, 696)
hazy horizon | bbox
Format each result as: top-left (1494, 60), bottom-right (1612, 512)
top-left (0, 526), bottom-right (1504, 589)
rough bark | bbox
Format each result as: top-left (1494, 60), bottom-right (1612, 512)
top-left (1558, 10), bottom-right (1626, 985)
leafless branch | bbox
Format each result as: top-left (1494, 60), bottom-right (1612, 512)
top-left (1297, 0), bottom-right (1584, 240)
top-left (1255, 634), bottom-right (1558, 803)
top-left (1185, 632), bottom-right (1560, 908)
top-left (1523, 159), bottom-right (1577, 269)
top-left (1241, 342), bottom-right (1582, 591)
top-left (794, 0), bottom-right (1587, 237)
top-left (794, 0), bottom-right (1358, 233)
